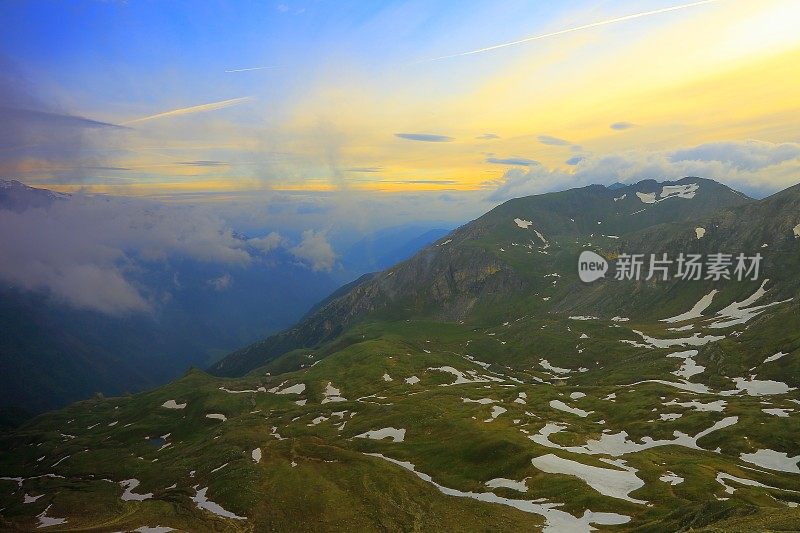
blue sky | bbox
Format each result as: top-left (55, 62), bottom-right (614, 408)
top-left (1, 0), bottom-right (799, 202)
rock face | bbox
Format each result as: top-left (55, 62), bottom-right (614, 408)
top-left (210, 177), bottom-right (757, 377)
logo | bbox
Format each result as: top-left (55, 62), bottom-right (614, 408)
top-left (578, 250), bottom-right (608, 282)
top-left (577, 250), bottom-right (763, 283)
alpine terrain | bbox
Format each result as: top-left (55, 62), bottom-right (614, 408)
top-left (2, 177), bottom-right (799, 532)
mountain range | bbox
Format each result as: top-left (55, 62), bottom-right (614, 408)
top-left (0, 180), bottom-right (449, 423)
top-left (1, 177), bottom-right (798, 532)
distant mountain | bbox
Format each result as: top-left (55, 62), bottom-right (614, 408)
top-left (0, 250), bottom-right (341, 420)
top-left (340, 224), bottom-right (453, 275)
top-left (0, 182), bottom-right (344, 419)
top-left (0, 179), bottom-right (65, 211)
top-left (0, 182), bottom-right (456, 421)
top-left (210, 177), bottom-right (752, 376)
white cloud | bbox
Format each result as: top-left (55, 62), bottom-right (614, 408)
top-left (208, 273), bottom-right (232, 291)
top-left (487, 140), bottom-right (800, 201)
top-left (0, 193), bottom-right (251, 314)
top-left (290, 230), bottom-right (336, 271)
top-left (248, 231), bottom-right (285, 253)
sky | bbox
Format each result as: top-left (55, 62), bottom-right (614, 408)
top-left (1, 0), bottom-right (800, 203)
top-left (1, 0), bottom-right (800, 315)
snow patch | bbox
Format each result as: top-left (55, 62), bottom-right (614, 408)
top-left (659, 472), bottom-right (684, 485)
top-left (192, 486), bottom-right (246, 520)
top-left (709, 279), bottom-right (792, 329)
top-left (740, 449), bottom-right (800, 474)
top-left (661, 290), bottom-right (717, 323)
top-left (660, 184), bottom-right (699, 199)
top-left (37, 504), bottom-right (67, 528)
top-left (764, 352), bottom-right (787, 363)
top-left (762, 408), bottom-right (791, 417)
top-left (636, 192), bottom-right (656, 204)
top-left (630, 330), bottom-right (724, 349)
top-left (485, 477), bottom-right (528, 493)
top-left (120, 479), bottom-right (153, 501)
top-left (485, 406), bottom-right (507, 422)
top-left (550, 400), bottom-right (592, 418)
top-left (463, 397), bottom-right (496, 404)
top-left (514, 218), bottom-right (533, 229)
top-left (355, 427), bottom-right (406, 443)
top-left (531, 454), bottom-right (645, 504)
top-left (429, 366), bottom-right (502, 385)
top-left (731, 377), bottom-right (794, 396)
top-left (365, 453), bottom-right (630, 532)
top-left (274, 383), bottom-right (306, 395)
top-left (664, 399), bottom-right (726, 412)
top-left (530, 416), bottom-right (738, 457)
top-left (321, 382), bottom-right (347, 403)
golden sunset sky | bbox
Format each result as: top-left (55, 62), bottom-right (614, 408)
top-left (2, 0), bottom-right (799, 198)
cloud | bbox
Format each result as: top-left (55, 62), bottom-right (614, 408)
top-left (176, 160), bottom-right (227, 167)
top-left (487, 139), bottom-right (800, 201)
top-left (565, 156), bottom-right (585, 165)
top-left (610, 121), bottom-right (637, 130)
top-left (225, 66), bottom-right (278, 73)
top-left (389, 179), bottom-right (458, 184)
top-left (477, 133), bottom-right (500, 140)
top-left (419, 0), bottom-right (721, 62)
top-left (345, 166), bottom-right (383, 173)
top-left (486, 156), bottom-right (539, 166)
top-left (290, 230), bottom-right (336, 271)
top-left (669, 141), bottom-right (800, 171)
top-left (122, 96), bottom-right (253, 125)
top-left (248, 231), bottom-right (285, 253)
top-left (395, 133), bottom-right (454, 142)
top-left (0, 58), bottom-right (127, 181)
top-left (208, 273), bottom-right (232, 291)
top-left (0, 190), bottom-right (251, 314)
top-left (0, 107), bottom-right (126, 130)
top-left (537, 135), bottom-right (570, 146)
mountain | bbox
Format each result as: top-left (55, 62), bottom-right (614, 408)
top-left (0, 252), bottom-right (341, 420)
top-left (1, 177), bottom-right (799, 532)
top-left (340, 224), bottom-right (454, 275)
top-left (210, 177), bottom-right (752, 377)
top-left (0, 182), bottom-right (457, 421)
top-left (0, 179), bottom-right (65, 211)
top-left (0, 181), bottom-right (343, 420)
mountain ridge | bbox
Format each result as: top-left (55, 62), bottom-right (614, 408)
top-left (2, 176), bottom-right (798, 532)
top-left (210, 176), bottom-right (754, 377)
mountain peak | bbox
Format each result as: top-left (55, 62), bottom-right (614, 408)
top-left (210, 176), bottom-right (758, 377)
top-left (0, 179), bottom-right (67, 211)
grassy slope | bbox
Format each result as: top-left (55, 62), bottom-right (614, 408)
top-left (2, 303), bottom-right (799, 531)
top-left (3, 179), bottom-right (799, 531)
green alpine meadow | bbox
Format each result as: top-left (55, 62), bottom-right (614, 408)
top-left (2, 178), bottom-right (799, 532)
top-left (3, 1), bottom-right (800, 531)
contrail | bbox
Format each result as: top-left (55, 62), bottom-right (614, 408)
top-left (225, 66), bottom-right (278, 73)
top-left (419, 0), bottom-right (722, 62)
top-left (122, 97), bottom-right (253, 125)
